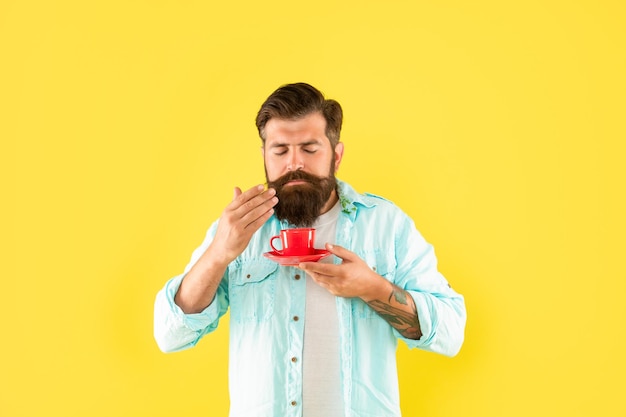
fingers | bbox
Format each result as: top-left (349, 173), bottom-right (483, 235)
top-left (299, 245), bottom-right (355, 276)
top-left (229, 184), bottom-right (266, 209)
top-left (325, 243), bottom-right (357, 262)
top-left (228, 185), bottom-right (276, 215)
top-left (299, 262), bottom-right (329, 281)
top-left (299, 262), bottom-right (338, 278)
top-left (237, 188), bottom-right (277, 229)
top-left (244, 204), bottom-right (276, 231)
top-left (223, 184), bottom-right (277, 233)
top-left (299, 262), bottom-right (345, 296)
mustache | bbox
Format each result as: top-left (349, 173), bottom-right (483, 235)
top-left (267, 170), bottom-right (326, 188)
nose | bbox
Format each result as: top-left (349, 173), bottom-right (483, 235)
top-left (286, 150), bottom-right (304, 171)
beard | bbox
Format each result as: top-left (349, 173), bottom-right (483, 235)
top-left (266, 167), bottom-right (337, 227)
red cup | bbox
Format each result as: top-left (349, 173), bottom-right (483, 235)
top-left (270, 228), bottom-right (315, 256)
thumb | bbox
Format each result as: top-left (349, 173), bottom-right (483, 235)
top-left (233, 186), bottom-right (242, 201)
top-left (325, 243), bottom-right (356, 261)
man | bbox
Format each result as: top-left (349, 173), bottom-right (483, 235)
top-left (154, 83), bottom-right (466, 417)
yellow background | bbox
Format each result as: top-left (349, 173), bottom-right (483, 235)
top-left (1, 1), bottom-right (625, 416)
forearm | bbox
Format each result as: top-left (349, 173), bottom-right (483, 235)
top-left (361, 278), bottom-right (422, 340)
top-left (175, 245), bottom-right (230, 314)
top-left (154, 273), bottom-right (227, 352)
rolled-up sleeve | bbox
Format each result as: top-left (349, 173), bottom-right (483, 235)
top-left (399, 289), bottom-right (466, 356)
top-left (153, 274), bottom-right (228, 353)
top-left (392, 216), bottom-right (467, 356)
top-left (153, 221), bottom-right (229, 353)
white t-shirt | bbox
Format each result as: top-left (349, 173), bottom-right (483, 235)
top-left (302, 201), bottom-right (343, 416)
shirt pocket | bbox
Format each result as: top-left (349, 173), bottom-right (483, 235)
top-left (352, 250), bottom-right (397, 319)
top-left (228, 259), bottom-right (279, 323)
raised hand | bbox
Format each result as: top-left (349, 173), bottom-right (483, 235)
top-left (175, 184), bottom-right (277, 314)
top-left (210, 184), bottom-right (278, 263)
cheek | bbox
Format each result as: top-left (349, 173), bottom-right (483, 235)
top-left (264, 159), bottom-right (283, 180)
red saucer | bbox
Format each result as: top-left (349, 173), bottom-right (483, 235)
top-left (263, 249), bottom-right (332, 266)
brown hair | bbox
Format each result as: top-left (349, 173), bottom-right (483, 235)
top-left (255, 83), bottom-right (343, 147)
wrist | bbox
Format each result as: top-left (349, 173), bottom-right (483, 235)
top-left (360, 272), bottom-right (391, 303)
top-left (204, 243), bottom-right (235, 268)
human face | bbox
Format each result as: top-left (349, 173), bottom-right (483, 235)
top-left (262, 112), bottom-right (344, 220)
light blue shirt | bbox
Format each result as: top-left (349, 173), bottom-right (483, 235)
top-left (154, 180), bottom-right (466, 417)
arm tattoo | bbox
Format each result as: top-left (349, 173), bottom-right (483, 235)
top-left (367, 285), bottom-right (422, 340)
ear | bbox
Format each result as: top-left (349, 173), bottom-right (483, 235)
top-left (334, 142), bottom-right (344, 172)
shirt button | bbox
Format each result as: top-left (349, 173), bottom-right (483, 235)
top-left (293, 316), bottom-right (299, 321)
top-left (291, 357), bottom-right (297, 362)
top-left (246, 274), bottom-right (251, 278)
top-left (294, 274), bottom-right (301, 280)
top-left (291, 401), bottom-right (297, 406)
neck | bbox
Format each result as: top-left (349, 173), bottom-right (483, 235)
top-left (319, 189), bottom-right (339, 215)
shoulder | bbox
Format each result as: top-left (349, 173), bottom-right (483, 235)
top-left (338, 180), bottom-right (395, 208)
top-left (363, 191), bottom-right (395, 206)
top-left (337, 180), bottom-right (412, 221)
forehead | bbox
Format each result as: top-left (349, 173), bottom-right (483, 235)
top-left (264, 112), bottom-right (329, 146)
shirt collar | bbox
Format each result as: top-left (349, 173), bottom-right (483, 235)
top-left (336, 179), bottom-right (377, 218)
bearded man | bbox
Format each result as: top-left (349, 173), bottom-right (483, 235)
top-left (154, 83), bottom-right (466, 417)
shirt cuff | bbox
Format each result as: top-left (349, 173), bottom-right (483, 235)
top-left (163, 274), bottom-right (221, 331)
top-left (393, 290), bottom-right (433, 349)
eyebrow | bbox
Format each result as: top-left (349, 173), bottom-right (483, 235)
top-left (268, 140), bottom-right (322, 149)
